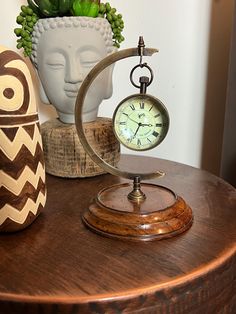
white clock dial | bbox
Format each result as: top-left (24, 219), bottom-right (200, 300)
top-left (113, 94), bottom-right (169, 151)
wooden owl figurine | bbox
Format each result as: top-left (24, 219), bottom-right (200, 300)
top-left (0, 46), bottom-right (46, 232)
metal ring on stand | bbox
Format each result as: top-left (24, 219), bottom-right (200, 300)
top-left (130, 63), bottom-right (154, 89)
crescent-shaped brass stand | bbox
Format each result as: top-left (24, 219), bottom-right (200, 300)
top-left (75, 38), bottom-right (193, 241)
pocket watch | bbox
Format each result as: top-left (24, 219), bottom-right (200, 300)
top-left (75, 37), bottom-right (193, 241)
top-left (113, 88), bottom-right (169, 152)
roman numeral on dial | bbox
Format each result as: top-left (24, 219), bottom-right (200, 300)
top-left (152, 131), bottom-right (159, 137)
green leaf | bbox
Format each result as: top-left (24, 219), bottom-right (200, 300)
top-left (39, 0), bottom-right (59, 16)
top-left (27, 0), bottom-right (41, 16)
top-left (14, 28), bottom-right (22, 37)
top-left (72, 0), bottom-right (83, 16)
top-left (58, 0), bottom-right (73, 14)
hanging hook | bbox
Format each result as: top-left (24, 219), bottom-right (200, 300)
top-left (138, 36), bottom-right (145, 65)
top-left (130, 63), bottom-right (154, 89)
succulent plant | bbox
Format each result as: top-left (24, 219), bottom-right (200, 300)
top-left (71, 0), bottom-right (100, 17)
top-left (28, 0), bottom-right (74, 17)
top-left (14, 0), bottom-right (125, 56)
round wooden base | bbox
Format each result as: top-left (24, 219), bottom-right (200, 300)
top-left (41, 118), bottom-right (120, 178)
top-left (82, 183), bottom-right (193, 241)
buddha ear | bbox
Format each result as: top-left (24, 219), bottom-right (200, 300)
top-left (104, 64), bottom-right (115, 99)
top-left (38, 76), bottom-right (50, 104)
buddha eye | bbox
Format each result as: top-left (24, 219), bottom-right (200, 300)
top-left (81, 60), bottom-right (99, 68)
top-left (80, 57), bottom-right (99, 68)
top-left (45, 53), bottom-right (65, 70)
top-left (47, 62), bottom-right (65, 69)
top-left (79, 50), bottom-right (101, 68)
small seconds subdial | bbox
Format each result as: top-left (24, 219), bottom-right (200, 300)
top-left (113, 94), bottom-right (170, 151)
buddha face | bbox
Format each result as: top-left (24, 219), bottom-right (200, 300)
top-left (32, 17), bottom-right (115, 123)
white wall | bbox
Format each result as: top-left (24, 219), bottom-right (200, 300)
top-left (0, 1), bottom-right (234, 173)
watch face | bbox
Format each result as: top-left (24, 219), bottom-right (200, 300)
top-left (113, 94), bottom-right (169, 151)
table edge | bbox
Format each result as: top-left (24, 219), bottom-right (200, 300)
top-left (1, 243), bottom-right (235, 304)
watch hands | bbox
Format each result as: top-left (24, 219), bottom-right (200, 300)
top-left (125, 115), bottom-right (153, 140)
top-left (134, 124), bottom-right (141, 137)
top-left (127, 116), bottom-right (139, 124)
top-left (140, 123), bottom-right (153, 127)
top-left (127, 117), bottom-right (153, 127)
top-left (132, 122), bottom-right (153, 139)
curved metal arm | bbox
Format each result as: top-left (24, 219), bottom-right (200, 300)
top-left (74, 46), bottom-right (165, 180)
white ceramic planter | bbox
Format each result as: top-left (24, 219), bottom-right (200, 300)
top-left (31, 16), bottom-right (116, 124)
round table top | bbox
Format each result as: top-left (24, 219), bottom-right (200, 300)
top-left (0, 155), bottom-right (236, 313)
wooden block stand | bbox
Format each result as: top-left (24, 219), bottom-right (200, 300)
top-left (41, 117), bottom-right (120, 178)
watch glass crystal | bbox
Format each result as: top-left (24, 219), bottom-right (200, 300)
top-left (113, 94), bottom-right (169, 151)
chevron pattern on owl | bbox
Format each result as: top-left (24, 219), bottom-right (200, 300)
top-left (0, 46), bottom-right (46, 232)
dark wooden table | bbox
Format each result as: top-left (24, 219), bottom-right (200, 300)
top-left (0, 155), bottom-right (236, 314)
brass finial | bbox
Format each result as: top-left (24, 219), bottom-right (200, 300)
top-left (128, 176), bottom-right (146, 202)
top-left (138, 36), bottom-right (145, 57)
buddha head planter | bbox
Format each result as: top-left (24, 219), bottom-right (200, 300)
top-left (14, 2), bottom-right (125, 124)
top-left (30, 16), bottom-right (116, 124)
top-left (13, 2), bottom-right (124, 178)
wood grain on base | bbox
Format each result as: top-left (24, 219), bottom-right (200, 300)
top-left (83, 183), bottom-right (193, 241)
top-left (41, 118), bottom-right (120, 178)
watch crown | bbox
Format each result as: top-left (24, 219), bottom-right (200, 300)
top-left (140, 76), bottom-right (149, 94)
top-left (139, 76), bottom-right (149, 84)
